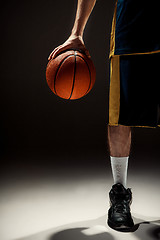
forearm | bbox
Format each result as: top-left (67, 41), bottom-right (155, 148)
top-left (71, 0), bottom-right (97, 37)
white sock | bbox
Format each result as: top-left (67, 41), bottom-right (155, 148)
top-left (110, 156), bottom-right (129, 188)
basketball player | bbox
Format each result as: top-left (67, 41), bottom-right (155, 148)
top-left (48, 0), bottom-right (160, 231)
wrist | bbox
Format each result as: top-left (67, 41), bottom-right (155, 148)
top-left (71, 28), bottom-right (83, 38)
top-left (69, 33), bottom-right (83, 42)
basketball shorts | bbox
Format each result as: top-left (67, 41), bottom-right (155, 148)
top-left (108, 0), bottom-right (160, 128)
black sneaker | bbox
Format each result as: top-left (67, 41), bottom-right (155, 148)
top-left (107, 183), bottom-right (134, 231)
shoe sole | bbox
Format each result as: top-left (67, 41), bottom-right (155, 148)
top-left (107, 219), bottom-right (134, 232)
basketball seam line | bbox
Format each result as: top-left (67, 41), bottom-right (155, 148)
top-left (54, 55), bottom-right (75, 95)
top-left (69, 52), bottom-right (77, 99)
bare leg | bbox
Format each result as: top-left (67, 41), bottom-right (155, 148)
top-left (107, 125), bottom-right (131, 157)
top-left (107, 125), bottom-right (134, 229)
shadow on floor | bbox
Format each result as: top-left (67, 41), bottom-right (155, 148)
top-left (48, 218), bottom-right (160, 240)
top-left (133, 217), bottom-right (160, 240)
top-left (49, 227), bottom-right (114, 240)
top-left (16, 215), bottom-right (160, 240)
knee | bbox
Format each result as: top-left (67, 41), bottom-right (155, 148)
top-left (108, 124), bottom-right (131, 140)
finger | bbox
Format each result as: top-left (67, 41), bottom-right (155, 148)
top-left (48, 52), bottom-right (53, 61)
top-left (52, 49), bottom-right (61, 59)
top-left (48, 49), bottom-right (56, 61)
top-left (48, 46), bottom-right (60, 61)
top-left (81, 48), bottom-right (91, 58)
top-left (79, 44), bottom-right (91, 58)
top-left (85, 50), bottom-right (91, 58)
top-left (52, 46), bottom-right (69, 59)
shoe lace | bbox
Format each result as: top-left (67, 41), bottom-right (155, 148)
top-left (114, 200), bottom-right (127, 213)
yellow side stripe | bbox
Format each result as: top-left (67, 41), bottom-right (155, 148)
top-left (109, 1), bottom-right (117, 58)
top-left (109, 55), bottom-right (120, 125)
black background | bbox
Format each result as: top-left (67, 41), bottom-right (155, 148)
top-left (1, 0), bottom-right (160, 167)
top-left (1, 3), bottom-right (160, 240)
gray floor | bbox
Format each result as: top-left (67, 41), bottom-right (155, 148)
top-left (0, 150), bottom-right (160, 240)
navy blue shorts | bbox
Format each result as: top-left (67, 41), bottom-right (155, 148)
top-left (108, 0), bottom-right (160, 128)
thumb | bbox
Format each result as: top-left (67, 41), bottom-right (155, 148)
top-left (85, 49), bottom-right (91, 58)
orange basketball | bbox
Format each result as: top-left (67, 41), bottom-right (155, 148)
top-left (46, 50), bottom-right (96, 100)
